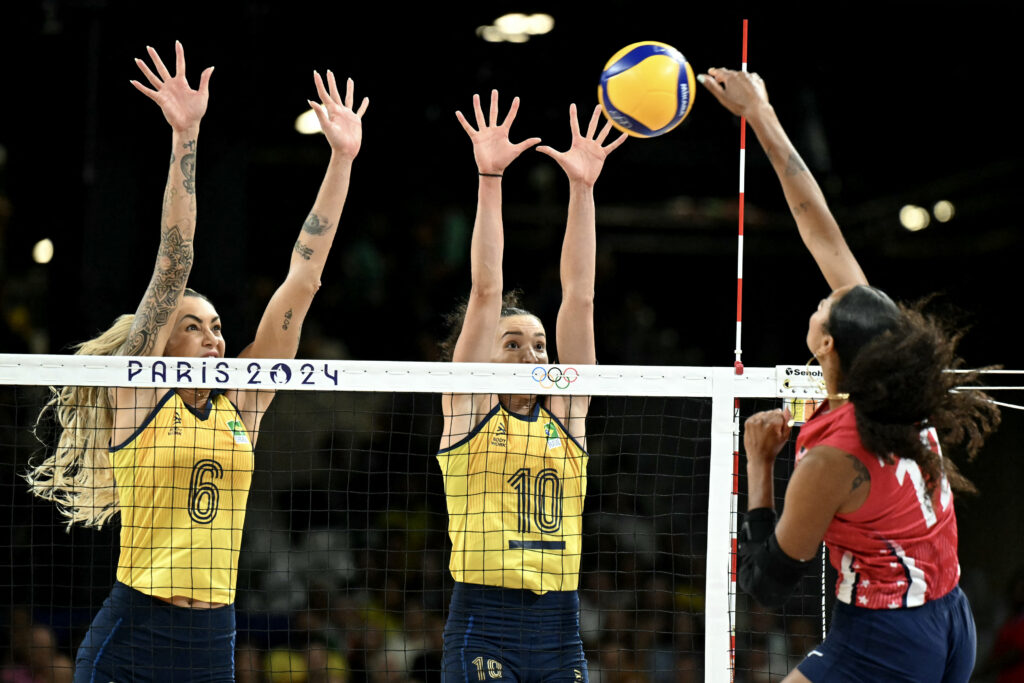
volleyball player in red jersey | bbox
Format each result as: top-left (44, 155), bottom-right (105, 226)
top-left (701, 68), bottom-right (1000, 681)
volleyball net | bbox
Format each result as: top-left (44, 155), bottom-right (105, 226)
top-left (0, 354), bottom-right (828, 681)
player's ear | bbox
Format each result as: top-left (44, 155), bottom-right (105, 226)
top-left (818, 334), bottom-right (835, 357)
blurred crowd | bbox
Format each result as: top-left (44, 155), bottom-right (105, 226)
top-left (7, 559), bottom-right (1024, 682)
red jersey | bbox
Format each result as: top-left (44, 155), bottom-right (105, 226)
top-left (795, 401), bottom-right (960, 609)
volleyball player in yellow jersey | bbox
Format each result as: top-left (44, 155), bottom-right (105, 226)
top-left (438, 91), bottom-right (625, 683)
top-left (25, 42), bottom-right (368, 681)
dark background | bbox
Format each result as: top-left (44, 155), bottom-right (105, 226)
top-left (1, 0), bottom-right (1022, 672)
top-left (2, 2), bottom-right (1021, 366)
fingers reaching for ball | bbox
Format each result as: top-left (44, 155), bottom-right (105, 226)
top-left (308, 71), bottom-right (367, 160)
top-left (699, 67), bottom-right (771, 119)
top-left (535, 103), bottom-right (625, 187)
top-left (455, 90), bottom-right (541, 175)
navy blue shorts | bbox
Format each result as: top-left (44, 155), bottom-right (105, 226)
top-left (796, 585), bottom-right (976, 682)
top-left (442, 582), bottom-right (588, 683)
top-left (74, 582), bottom-right (235, 682)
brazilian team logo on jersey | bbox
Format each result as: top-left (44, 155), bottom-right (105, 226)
top-left (226, 420), bottom-right (250, 445)
top-left (544, 421), bottom-right (562, 450)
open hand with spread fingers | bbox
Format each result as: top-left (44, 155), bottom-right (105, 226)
top-left (537, 104), bottom-right (627, 187)
top-left (130, 41), bottom-right (213, 132)
top-left (310, 70), bottom-right (369, 161)
top-left (456, 90), bottom-right (541, 175)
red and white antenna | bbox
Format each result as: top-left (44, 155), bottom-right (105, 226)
top-left (734, 19), bottom-right (749, 376)
top-left (730, 19), bottom-right (750, 683)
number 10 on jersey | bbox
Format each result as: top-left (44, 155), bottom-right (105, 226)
top-left (508, 467), bottom-right (562, 534)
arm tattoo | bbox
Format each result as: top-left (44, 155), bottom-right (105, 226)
top-left (294, 239), bottom-right (314, 260)
top-left (292, 240), bottom-right (311, 262)
top-left (124, 224), bottom-right (195, 355)
top-left (846, 454), bottom-right (870, 493)
top-left (282, 308), bottom-right (293, 331)
top-left (784, 152), bottom-right (808, 177)
top-left (791, 201), bottom-right (811, 216)
top-left (181, 139), bottom-right (197, 195)
top-left (302, 213), bottom-right (333, 236)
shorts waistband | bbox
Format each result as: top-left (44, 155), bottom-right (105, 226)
top-left (836, 584), bottom-right (965, 615)
top-left (451, 582), bottom-right (579, 611)
top-left (108, 582), bottom-right (235, 626)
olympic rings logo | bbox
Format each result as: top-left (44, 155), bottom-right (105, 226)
top-left (531, 366), bottom-right (579, 390)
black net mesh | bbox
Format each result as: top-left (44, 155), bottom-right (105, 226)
top-left (2, 384), bottom-right (749, 682)
top-left (732, 397), bottom-right (826, 683)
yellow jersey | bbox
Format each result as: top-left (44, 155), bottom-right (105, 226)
top-left (112, 390), bottom-right (254, 604)
top-left (437, 402), bottom-right (587, 593)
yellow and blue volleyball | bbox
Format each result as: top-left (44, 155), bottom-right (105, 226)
top-left (598, 41), bottom-right (696, 138)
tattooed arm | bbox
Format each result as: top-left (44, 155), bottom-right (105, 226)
top-left (234, 72), bottom-right (368, 423)
top-left (119, 41), bottom-right (212, 358)
top-left (107, 42), bottom-right (211, 437)
top-left (700, 68), bottom-right (868, 291)
top-left (774, 447), bottom-right (871, 561)
top-left (743, 410), bottom-right (871, 562)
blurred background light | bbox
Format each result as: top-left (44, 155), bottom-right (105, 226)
top-left (33, 238), bottom-right (54, 264)
top-left (933, 200), bottom-right (955, 223)
top-left (899, 204), bottom-right (931, 231)
top-left (295, 108), bottom-right (322, 135)
top-left (478, 13), bottom-right (554, 43)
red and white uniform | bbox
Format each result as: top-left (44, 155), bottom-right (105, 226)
top-left (796, 401), bottom-right (959, 610)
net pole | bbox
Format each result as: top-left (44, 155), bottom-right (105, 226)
top-left (729, 400), bottom-right (740, 683)
top-left (707, 367), bottom-right (742, 681)
top-left (822, 550), bottom-right (829, 639)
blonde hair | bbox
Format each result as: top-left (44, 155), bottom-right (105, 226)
top-left (25, 314), bottom-right (136, 529)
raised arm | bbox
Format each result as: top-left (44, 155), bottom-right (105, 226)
top-left (121, 41), bottom-right (213, 357)
top-left (450, 91), bottom-right (540, 363)
top-left (700, 69), bottom-right (868, 291)
top-left (242, 71), bottom-right (367, 364)
top-left (537, 104), bottom-right (626, 366)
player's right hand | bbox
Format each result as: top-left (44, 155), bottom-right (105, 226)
top-left (698, 68), bottom-right (769, 119)
top-left (131, 41), bottom-right (213, 132)
top-left (456, 90), bottom-right (541, 175)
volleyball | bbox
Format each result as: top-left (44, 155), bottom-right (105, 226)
top-left (598, 41), bottom-right (696, 138)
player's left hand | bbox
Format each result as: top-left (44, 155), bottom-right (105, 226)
top-left (310, 71), bottom-right (369, 160)
top-left (537, 104), bottom-right (626, 187)
top-left (743, 408), bottom-right (792, 465)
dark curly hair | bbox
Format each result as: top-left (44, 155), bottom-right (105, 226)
top-left (438, 290), bottom-right (535, 362)
top-left (827, 286), bottom-right (1000, 495)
